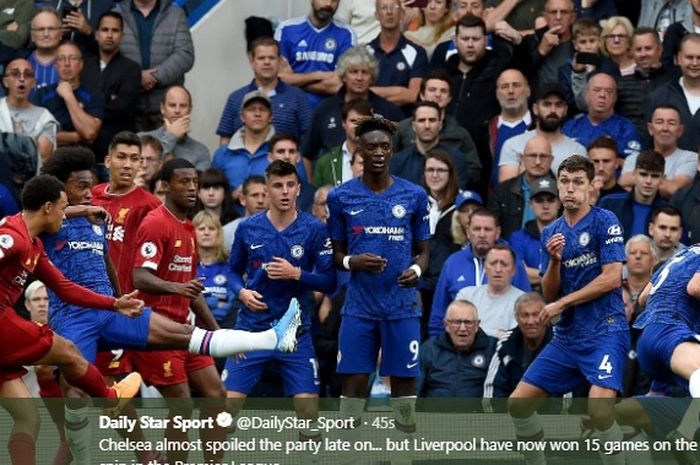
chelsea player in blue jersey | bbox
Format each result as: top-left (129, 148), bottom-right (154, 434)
top-left (508, 155), bottom-right (629, 465)
top-left (226, 160), bottom-right (336, 445)
top-left (326, 117), bottom-right (430, 440)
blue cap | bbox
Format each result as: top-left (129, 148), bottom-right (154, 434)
top-left (454, 190), bottom-right (483, 210)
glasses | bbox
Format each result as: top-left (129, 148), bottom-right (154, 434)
top-left (522, 153), bottom-right (553, 160)
top-left (605, 34), bottom-right (628, 41)
top-left (5, 70), bottom-right (34, 79)
top-left (446, 319), bottom-right (476, 328)
top-left (31, 26), bottom-right (61, 34)
top-left (425, 167), bottom-right (449, 175)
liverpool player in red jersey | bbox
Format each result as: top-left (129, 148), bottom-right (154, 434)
top-left (0, 175), bottom-right (143, 465)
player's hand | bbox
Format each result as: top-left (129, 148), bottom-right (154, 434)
top-left (85, 206), bottom-right (110, 225)
top-left (539, 300), bottom-right (564, 324)
top-left (265, 257), bottom-right (301, 281)
top-left (113, 290), bottom-right (145, 318)
top-left (545, 233), bottom-right (565, 261)
top-left (538, 25), bottom-right (561, 55)
top-left (164, 115), bottom-right (190, 140)
top-left (397, 266), bottom-right (420, 288)
top-left (239, 289), bottom-right (268, 311)
top-left (350, 253), bottom-right (388, 273)
top-left (175, 278), bottom-right (205, 299)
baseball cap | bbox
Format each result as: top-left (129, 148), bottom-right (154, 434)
top-left (240, 90), bottom-right (271, 111)
top-left (530, 177), bottom-right (558, 198)
top-left (536, 83), bottom-right (567, 101)
top-left (454, 190), bottom-right (483, 211)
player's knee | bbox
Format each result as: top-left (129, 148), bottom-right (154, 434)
top-left (587, 398), bottom-right (616, 428)
top-left (294, 395), bottom-right (318, 419)
top-left (507, 396), bottom-right (533, 418)
top-left (201, 382), bottom-right (226, 399)
top-left (10, 401), bottom-right (40, 435)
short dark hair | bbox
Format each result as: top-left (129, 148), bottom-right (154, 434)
top-left (455, 14), bottom-right (486, 36)
top-left (487, 243), bottom-right (516, 264)
top-left (242, 175), bottom-right (266, 194)
top-left (57, 40), bottom-right (81, 56)
top-left (650, 205), bottom-right (682, 224)
top-left (635, 149), bottom-right (665, 173)
top-left (21, 175), bottom-right (64, 211)
top-left (572, 17), bottom-right (600, 38)
top-left (199, 168), bottom-right (229, 189)
top-left (161, 158), bottom-right (195, 183)
top-left (651, 103), bottom-right (682, 120)
top-left (679, 32), bottom-right (700, 52)
top-left (587, 135), bottom-right (618, 155)
top-left (355, 116), bottom-right (398, 138)
top-left (341, 99), bottom-right (373, 120)
top-left (139, 134), bottom-right (164, 157)
top-left (109, 131), bottom-right (141, 153)
top-left (265, 159), bottom-right (299, 182)
top-left (419, 70), bottom-right (452, 97)
top-left (249, 37), bottom-right (280, 57)
top-left (41, 146), bottom-right (95, 183)
top-left (268, 132), bottom-right (298, 152)
top-left (470, 207), bottom-right (499, 227)
top-left (633, 26), bottom-right (660, 45)
top-left (558, 155), bottom-right (594, 181)
top-left (97, 11), bottom-right (123, 30)
top-left (412, 100), bottom-right (441, 121)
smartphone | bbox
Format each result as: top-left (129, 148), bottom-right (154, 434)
top-left (411, 0), bottom-right (429, 8)
top-left (62, 5), bottom-right (79, 19)
top-left (576, 52), bottom-right (601, 67)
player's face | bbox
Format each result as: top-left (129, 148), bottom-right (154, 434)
top-left (557, 169), bottom-right (592, 212)
top-left (359, 130), bottom-right (393, 176)
top-left (632, 33), bottom-right (661, 70)
top-left (648, 108), bottom-right (683, 149)
top-left (95, 16), bottom-right (123, 54)
top-left (65, 170), bottom-right (94, 206)
top-left (467, 214), bottom-right (499, 257)
top-left (3, 60), bottom-right (35, 101)
top-left (633, 168), bottom-right (663, 199)
top-left (424, 157), bottom-right (450, 194)
top-left (266, 174), bottom-right (300, 213)
top-left (164, 168), bottom-right (198, 210)
top-left (198, 185), bottom-right (224, 209)
top-left (195, 220), bottom-right (219, 249)
top-left (444, 303), bottom-right (478, 350)
top-left (269, 140), bottom-right (300, 165)
top-left (46, 191), bottom-right (69, 234)
top-left (106, 144), bottom-right (142, 192)
top-left (484, 249), bottom-right (515, 291)
top-left (161, 87), bottom-right (191, 122)
top-left (626, 240), bottom-right (654, 276)
top-left (649, 212), bottom-right (683, 251)
top-left (455, 26), bottom-right (486, 66)
top-left (26, 286), bottom-right (49, 324)
top-left (412, 106), bottom-right (442, 145)
top-left (242, 182), bottom-right (268, 216)
top-left (530, 193), bottom-right (560, 223)
top-left (421, 79), bottom-right (451, 109)
top-left (515, 301), bottom-right (547, 340)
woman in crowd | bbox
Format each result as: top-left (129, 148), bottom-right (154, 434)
top-left (600, 16), bottom-right (636, 76)
top-left (193, 168), bottom-right (238, 226)
top-left (405, 0), bottom-right (454, 59)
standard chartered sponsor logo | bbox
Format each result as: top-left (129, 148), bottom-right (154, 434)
top-left (169, 254), bottom-right (193, 272)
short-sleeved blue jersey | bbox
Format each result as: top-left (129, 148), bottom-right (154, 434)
top-left (327, 177), bottom-right (430, 319)
top-left (42, 217), bottom-right (113, 315)
top-left (635, 246), bottom-right (700, 329)
top-left (229, 211), bottom-right (334, 331)
top-left (540, 206), bottom-right (627, 343)
top-left (197, 261), bottom-right (235, 323)
top-left (562, 113), bottom-right (641, 158)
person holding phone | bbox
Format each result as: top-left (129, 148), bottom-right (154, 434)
top-left (56, 0), bottom-right (114, 52)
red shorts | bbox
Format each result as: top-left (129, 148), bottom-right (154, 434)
top-left (132, 350), bottom-right (214, 386)
top-left (0, 308), bottom-right (54, 387)
top-left (95, 350), bottom-right (134, 378)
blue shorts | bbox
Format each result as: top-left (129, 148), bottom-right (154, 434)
top-left (634, 396), bottom-right (691, 439)
top-left (521, 332), bottom-right (630, 396)
top-left (50, 307), bottom-right (151, 363)
top-left (337, 315), bottom-right (420, 377)
top-left (223, 331), bottom-right (319, 396)
top-left (637, 323), bottom-right (700, 388)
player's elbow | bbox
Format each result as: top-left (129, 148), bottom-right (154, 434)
top-left (605, 272), bottom-right (622, 292)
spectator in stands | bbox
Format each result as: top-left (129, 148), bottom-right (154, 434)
top-left (222, 175), bottom-right (267, 253)
top-left (311, 185), bottom-right (332, 223)
top-left (455, 244), bottom-right (525, 337)
top-left (615, 27), bottom-right (674, 138)
top-left (367, 0), bottom-right (428, 109)
top-left (135, 134), bottom-right (163, 189)
top-left (499, 83), bottom-right (585, 183)
top-left (660, 0), bottom-right (699, 69)
top-left (57, 0), bottom-right (114, 52)
top-left (313, 99), bottom-right (372, 188)
top-left (391, 100), bottom-right (481, 189)
top-left (430, 208), bottom-right (531, 337)
top-left (509, 176), bottom-right (561, 287)
top-left (489, 134), bottom-right (555, 239)
top-left (600, 16), bottom-right (636, 76)
top-left (483, 0), bottom-right (545, 33)
top-left (417, 299), bottom-right (497, 397)
top-left (648, 205), bottom-right (685, 265)
top-left (193, 168), bottom-right (238, 228)
top-left (394, 70), bottom-right (479, 166)
top-left (451, 190), bottom-right (483, 247)
top-left (266, 133), bottom-right (316, 212)
top-left (216, 37), bottom-right (311, 145)
top-left (671, 158), bottom-right (700, 244)
top-left (212, 90), bottom-right (274, 195)
top-left (588, 135), bottom-right (626, 203)
top-left (275, 0), bottom-right (355, 107)
top-left (32, 41), bottom-right (102, 147)
top-left (28, 8), bottom-right (61, 90)
top-left (141, 85), bottom-right (210, 171)
top-left (82, 11), bottom-right (141, 178)
top-left (300, 46), bottom-right (403, 176)
top-left (405, 0), bottom-right (453, 59)
top-left (638, 0), bottom-right (689, 42)
top-left (562, 72), bottom-right (641, 159)
top-left (115, 0), bottom-right (194, 131)
top-left (0, 58), bottom-right (57, 162)
top-left (624, 234), bottom-right (657, 304)
top-left (0, 0), bottom-right (33, 63)
top-left (483, 292), bottom-right (552, 398)
top-left (335, 0), bottom-right (381, 45)
top-left (599, 150), bottom-right (667, 241)
top-left (620, 104), bottom-right (697, 198)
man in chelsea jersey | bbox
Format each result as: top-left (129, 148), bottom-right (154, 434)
top-left (327, 116), bottom-right (430, 440)
top-left (507, 155), bottom-right (629, 465)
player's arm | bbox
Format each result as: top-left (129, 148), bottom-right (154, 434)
top-left (541, 233), bottom-right (564, 303)
top-left (397, 240), bottom-right (429, 288)
top-left (105, 254), bottom-right (121, 297)
top-left (228, 225), bottom-right (268, 311)
top-left (332, 240), bottom-right (387, 273)
top-left (686, 272), bottom-right (700, 300)
top-left (133, 267), bottom-right (204, 299)
top-left (190, 294), bottom-right (220, 330)
top-left (638, 281), bottom-right (652, 308)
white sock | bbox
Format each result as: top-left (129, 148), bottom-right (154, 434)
top-left (338, 397), bottom-right (366, 465)
top-left (597, 421), bottom-right (625, 465)
top-left (511, 413), bottom-right (546, 465)
top-left (624, 429), bottom-right (653, 465)
top-left (188, 327), bottom-right (276, 356)
top-left (391, 396), bottom-right (417, 433)
top-left (64, 405), bottom-right (90, 465)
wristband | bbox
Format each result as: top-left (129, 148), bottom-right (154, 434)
top-left (342, 255), bottom-right (353, 271)
top-left (409, 264), bottom-right (422, 278)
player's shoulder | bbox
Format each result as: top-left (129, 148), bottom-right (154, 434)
top-left (0, 214), bottom-right (28, 255)
top-left (327, 179), bottom-right (357, 202)
top-left (590, 205), bottom-right (620, 224)
top-left (542, 216), bottom-right (564, 236)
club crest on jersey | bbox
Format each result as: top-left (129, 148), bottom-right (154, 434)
top-left (140, 242), bottom-right (157, 259)
top-left (214, 274), bottom-right (227, 285)
top-left (324, 38), bottom-right (336, 51)
top-left (392, 205), bottom-right (406, 218)
top-left (291, 245), bottom-right (304, 259)
top-left (0, 234), bottom-right (14, 249)
top-left (396, 61), bottom-right (406, 71)
top-left (471, 353), bottom-right (486, 368)
top-left (579, 232), bottom-right (590, 247)
top-left (92, 225), bottom-right (103, 236)
top-left (115, 208), bottom-right (129, 224)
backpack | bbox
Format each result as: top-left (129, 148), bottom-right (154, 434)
top-left (0, 132), bottom-right (38, 202)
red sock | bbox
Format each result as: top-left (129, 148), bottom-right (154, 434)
top-left (37, 375), bottom-right (62, 398)
top-left (8, 432), bottom-right (35, 465)
top-left (64, 364), bottom-right (115, 399)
